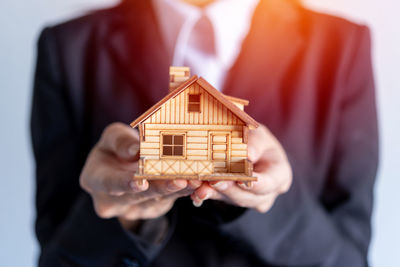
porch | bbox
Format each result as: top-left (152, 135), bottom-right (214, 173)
top-left (134, 159), bottom-right (256, 182)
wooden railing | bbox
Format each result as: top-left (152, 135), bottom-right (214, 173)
top-left (138, 158), bottom-right (144, 175)
top-left (244, 159), bottom-right (253, 176)
top-left (143, 159), bottom-right (213, 175)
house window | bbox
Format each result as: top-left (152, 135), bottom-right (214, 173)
top-left (162, 134), bottom-right (184, 156)
top-left (188, 94), bottom-right (201, 112)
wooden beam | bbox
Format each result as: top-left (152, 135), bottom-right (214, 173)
top-left (139, 123), bottom-right (145, 142)
top-left (243, 126), bottom-right (249, 144)
top-left (133, 174), bottom-right (257, 182)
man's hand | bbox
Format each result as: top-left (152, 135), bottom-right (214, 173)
top-left (190, 124), bottom-right (292, 213)
top-left (79, 123), bottom-right (201, 230)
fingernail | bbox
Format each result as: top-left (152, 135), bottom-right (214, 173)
top-left (131, 179), bottom-right (147, 191)
top-left (193, 199), bottom-right (203, 207)
top-left (189, 180), bottom-right (202, 188)
top-left (128, 144), bottom-right (139, 156)
top-left (167, 180), bottom-right (179, 191)
top-left (129, 181), bottom-right (136, 190)
top-left (211, 181), bottom-right (228, 191)
top-left (192, 194), bottom-right (203, 207)
top-left (195, 191), bottom-right (210, 201)
top-left (174, 179), bottom-right (185, 187)
top-left (238, 181), bottom-right (253, 189)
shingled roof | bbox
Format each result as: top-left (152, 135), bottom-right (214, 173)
top-left (130, 75), bottom-right (259, 129)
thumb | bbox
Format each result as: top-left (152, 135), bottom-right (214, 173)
top-left (98, 122), bottom-right (140, 161)
top-left (248, 144), bottom-right (263, 163)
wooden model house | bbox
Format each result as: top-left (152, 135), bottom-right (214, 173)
top-left (130, 67), bottom-right (258, 182)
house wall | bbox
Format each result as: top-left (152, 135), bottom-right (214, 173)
top-left (143, 83), bottom-right (245, 126)
top-left (139, 124), bottom-right (248, 173)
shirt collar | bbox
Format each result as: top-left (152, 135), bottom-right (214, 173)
top-left (152, 0), bottom-right (259, 69)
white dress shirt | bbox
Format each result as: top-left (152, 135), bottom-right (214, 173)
top-left (152, 0), bottom-right (259, 91)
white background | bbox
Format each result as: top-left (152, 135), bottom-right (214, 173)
top-left (0, 0), bottom-right (398, 266)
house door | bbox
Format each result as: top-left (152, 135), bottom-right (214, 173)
top-left (210, 132), bottom-right (230, 173)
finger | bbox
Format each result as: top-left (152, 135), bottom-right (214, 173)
top-left (248, 124), bottom-right (284, 164)
top-left (235, 162), bottom-right (291, 195)
top-left (191, 183), bottom-right (225, 207)
top-left (246, 151), bottom-right (292, 195)
top-left (208, 181), bottom-right (272, 210)
top-left (93, 185), bottom-right (179, 220)
top-left (187, 179), bottom-right (203, 190)
top-left (154, 179), bottom-right (188, 195)
top-left (92, 165), bottom-right (148, 196)
top-left (125, 179), bottom-right (189, 204)
top-left (92, 192), bottom-right (128, 218)
top-left (160, 182), bottom-right (201, 200)
top-left (118, 180), bottom-right (199, 219)
top-left (120, 183), bottom-right (201, 220)
top-left (254, 194), bottom-right (277, 213)
top-left (246, 124), bottom-right (292, 195)
top-left (122, 197), bottom-right (176, 220)
top-left (247, 125), bottom-right (269, 163)
top-left (98, 122), bottom-right (140, 161)
top-left (248, 171), bottom-right (286, 195)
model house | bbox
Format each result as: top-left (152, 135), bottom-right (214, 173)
top-left (130, 67), bottom-right (258, 182)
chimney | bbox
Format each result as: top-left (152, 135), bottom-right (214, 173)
top-left (169, 66), bottom-right (191, 92)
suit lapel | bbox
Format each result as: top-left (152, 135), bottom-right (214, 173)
top-left (106, 0), bottom-right (170, 106)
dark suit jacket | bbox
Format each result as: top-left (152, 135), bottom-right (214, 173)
top-left (31, 0), bottom-right (379, 266)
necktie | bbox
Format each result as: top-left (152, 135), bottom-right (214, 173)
top-left (183, 13), bottom-right (222, 90)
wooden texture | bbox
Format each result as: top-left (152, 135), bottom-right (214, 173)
top-left (169, 66), bottom-right (191, 91)
top-left (187, 143), bottom-right (208, 149)
top-left (130, 76), bottom-right (258, 129)
top-left (231, 162), bottom-right (245, 173)
top-left (140, 149), bottom-right (159, 155)
top-left (231, 156), bottom-right (247, 162)
top-left (147, 83), bottom-right (245, 126)
top-left (134, 173), bottom-right (257, 182)
top-left (243, 126), bottom-right (249, 144)
top-left (209, 131), bottom-right (231, 173)
top-left (140, 142), bottom-right (159, 149)
top-left (146, 124), bottom-right (243, 131)
top-left (230, 130), bottom-right (247, 172)
top-left (131, 68), bottom-right (259, 181)
top-left (130, 76), bottom-right (198, 128)
top-left (138, 159), bottom-right (144, 175)
top-left (231, 137), bottom-right (243, 144)
top-left (139, 124), bottom-right (248, 173)
top-left (222, 94), bottom-right (249, 106)
top-left (139, 124), bottom-right (145, 141)
top-left (245, 159), bottom-right (253, 176)
top-left (196, 77), bottom-right (259, 129)
top-left (144, 159), bottom-right (213, 175)
top-left (187, 136), bottom-right (208, 143)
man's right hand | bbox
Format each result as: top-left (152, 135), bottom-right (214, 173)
top-left (79, 123), bottom-right (201, 231)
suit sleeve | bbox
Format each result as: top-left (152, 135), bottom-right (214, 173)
top-left (218, 26), bottom-right (378, 267)
top-left (31, 27), bottom-right (175, 267)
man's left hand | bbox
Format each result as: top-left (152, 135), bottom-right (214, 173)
top-left (191, 124), bottom-right (292, 213)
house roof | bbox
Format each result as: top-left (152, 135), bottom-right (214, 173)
top-left (130, 76), bottom-right (259, 129)
top-left (222, 94), bottom-right (249, 106)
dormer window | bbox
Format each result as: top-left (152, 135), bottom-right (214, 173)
top-left (188, 94), bottom-right (201, 112)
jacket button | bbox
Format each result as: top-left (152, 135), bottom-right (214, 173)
top-left (122, 257), bottom-right (139, 267)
